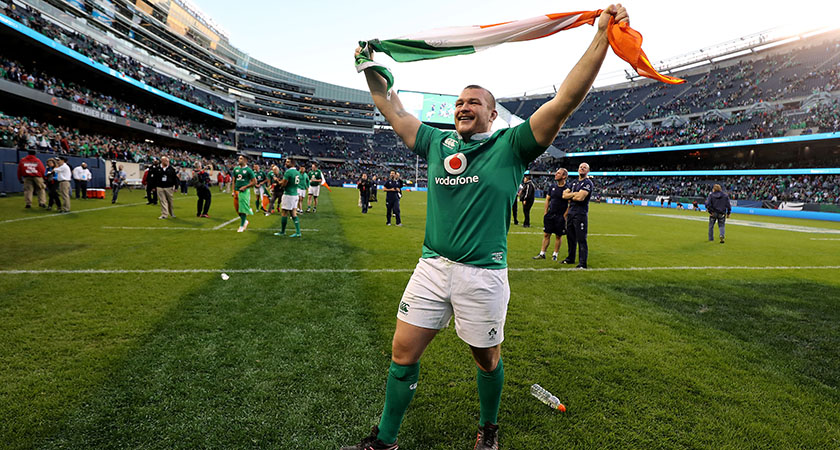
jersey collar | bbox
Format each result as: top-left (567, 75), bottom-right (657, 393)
top-left (456, 131), bottom-right (494, 142)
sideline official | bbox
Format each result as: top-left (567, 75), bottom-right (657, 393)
top-left (519, 174), bottom-right (536, 227)
top-left (533, 168), bottom-right (569, 261)
top-left (705, 184), bottom-right (731, 243)
top-left (384, 170), bottom-right (403, 226)
top-left (194, 162), bottom-right (212, 217)
top-left (156, 156), bottom-right (178, 219)
top-left (562, 163), bottom-right (594, 269)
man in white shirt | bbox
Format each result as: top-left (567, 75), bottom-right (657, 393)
top-left (72, 162), bottom-right (91, 199)
top-left (54, 156), bottom-right (72, 212)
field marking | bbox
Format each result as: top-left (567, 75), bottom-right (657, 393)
top-left (0, 201), bottom-right (146, 224)
top-left (102, 226), bottom-right (320, 232)
top-left (645, 213), bottom-right (840, 234)
top-left (810, 238), bottom-right (840, 241)
top-left (509, 232), bottom-right (636, 236)
top-left (0, 193), bottom-right (229, 225)
top-left (2, 265), bottom-right (838, 275)
top-left (213, 217), bottom-right (240, 230)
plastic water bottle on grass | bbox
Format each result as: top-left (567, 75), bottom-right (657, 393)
top-left (530, 384), bottom-right (566, 412)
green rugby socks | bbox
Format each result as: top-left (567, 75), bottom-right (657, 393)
top-left (281, 216), bottom-right (288, 233)
top-left (293, 216), bottom-right (300, 234)
top-left (477, 357), bottom-right (504, 425)
top-left (239, 213), bottom-right (246, 227)
top-left (377, 361), bottom-right (419, 444)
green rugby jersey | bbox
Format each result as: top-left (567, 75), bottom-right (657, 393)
top-left (233, 166), bottom-right (255, 190)
top-left (298, 172), bottom-right (309, 192)
top-left (282, 168), bottom-right (300, 196)
top-left (254, 170), bottom-right (267, 186)
top-left (413, 119), bottom-right (547, 269)
top-left (309, 169), bottom-right (323, 186)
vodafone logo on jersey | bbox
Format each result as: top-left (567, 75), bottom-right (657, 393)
top-left (443, 153), bottom-right (468, 175)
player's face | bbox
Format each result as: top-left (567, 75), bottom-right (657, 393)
top-left (285, 159), bottom-right (292, 168)
top-left (238, 156), bottom-right (246, 166)
top-left (555, 170), bottom-right (567, 181)
top-left (579, 163), bottom-right (590, 177)
top-left (455, 88), bottom-right (497, 138)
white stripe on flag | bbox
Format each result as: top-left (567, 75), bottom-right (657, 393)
top-left (404, 13), bottom-right (584, 48)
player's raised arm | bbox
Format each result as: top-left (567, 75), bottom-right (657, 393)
top-left (530, 4), bottom-right (628, 147)
top-left (355, 46), bottom-right (422, 150)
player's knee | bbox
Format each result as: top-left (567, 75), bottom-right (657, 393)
top-left (471, 346), bottom-right (500, 372)
top-left (391, 338), bottom-right (421, 365)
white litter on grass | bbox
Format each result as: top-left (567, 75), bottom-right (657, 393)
top-left (221, 273), bottom-right (230, 280)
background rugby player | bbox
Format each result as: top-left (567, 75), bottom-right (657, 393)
top-left (233, 155), bottom-right (256, 233)
top-left (274, 158), bottom-right (302, 237)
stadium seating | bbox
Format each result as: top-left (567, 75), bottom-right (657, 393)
top-left (0, 56), bottom-right (232, 144)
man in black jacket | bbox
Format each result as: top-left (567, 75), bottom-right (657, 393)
top-left (156, 156), bottom-right (179, 219)
top-left (358, 173), bottom-right (372, 214)
top-left (384, 170), bottom-right (403, 226)
top-left (705, 184), bottom-right (731, 243)
top-left (194, 162), bottom-right (212, 218)
top-left (519, 174), bottom-right (536, 228)
top-left (146, 160), bottom-right (160, 205)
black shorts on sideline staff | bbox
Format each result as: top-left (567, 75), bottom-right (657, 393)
top-left (543, 214), bottom-right (566, 235)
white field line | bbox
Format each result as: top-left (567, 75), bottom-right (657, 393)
top-left (0, 201), bottom-right (145, 224)
top-left (810, 238), bottom-right (840, 241)
top-left (101, 226), bottom-right (320, 232)
top-left (213, 217), bottom-right (240, 230)
top-left (2, 266), bottom-right (839, 275)
top-left (509, 232), bottom-right (636, 236)
top-left (645, 213), bottom-right (840, 234)
top-left (0, 192), bottom-right (228, 225)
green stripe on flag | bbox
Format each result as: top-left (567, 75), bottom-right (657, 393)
top-left (370, 39), bottom-right (476, 62)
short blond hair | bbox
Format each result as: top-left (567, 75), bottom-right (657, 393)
top-left (713, 184), bottom-right (722, 192)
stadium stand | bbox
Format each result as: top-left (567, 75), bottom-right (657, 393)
top-left (0, 55), bottom-right (232, 144)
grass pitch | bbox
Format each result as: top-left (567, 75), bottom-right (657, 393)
top-left (1, 187), bottom-right (838, 449)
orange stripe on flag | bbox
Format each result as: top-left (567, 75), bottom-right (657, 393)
top-left (606, 19), bottom-right (684, 85)
top-left (321, 180), bottom-right (332, 192)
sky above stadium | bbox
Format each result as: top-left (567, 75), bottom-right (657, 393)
top-left (192, 0), bottom-right (836, 98)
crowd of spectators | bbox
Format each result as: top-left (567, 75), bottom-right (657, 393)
top-left (3, 3), bottom-right (234, 116)
top-left (597, 174), bottom-right (840, 204)
top-left (0, 113), bottom-right (234, 170)
top-left (552, 101), bottom-right (840, 153)
top-left (0, 56), bottom-right (233, 145)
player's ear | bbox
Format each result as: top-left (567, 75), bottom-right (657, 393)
top-left (490, 109), bottom-right (498, 122)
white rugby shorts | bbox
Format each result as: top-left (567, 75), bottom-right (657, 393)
top-left (280, 194), bottom-right (298, 211)
top-left (398, 256), bottom-right (510, 348)
top-left (308, 185), bottom-right (321, 197)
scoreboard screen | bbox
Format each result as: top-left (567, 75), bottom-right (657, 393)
top-left (398, 90), bottom-right (459, 125)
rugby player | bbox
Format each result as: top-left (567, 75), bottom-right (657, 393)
top-left (233, 155), bottom-right (256, 232)
top-left (344, 5), bottom-right (629, 449)
top-left (308, 162), bottom-right (323, 212)
top-left (274, 158), bottom-right (301, 238)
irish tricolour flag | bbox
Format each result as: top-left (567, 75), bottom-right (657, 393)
top-left (356, 10), bottom-right (684, 91)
